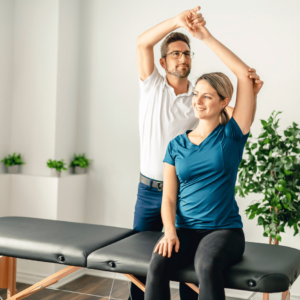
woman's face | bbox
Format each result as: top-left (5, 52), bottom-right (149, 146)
top-left (192, 79), bottom-right (226, 120)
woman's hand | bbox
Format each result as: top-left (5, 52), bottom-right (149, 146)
top-left (176, 6), bottom-right (206, 35)
top-left (183, 8), bottom-right (211, 40)
top-left (154, 231), bottom-right (180, 258)
top-left (246, 68), bottom-right (264, 96)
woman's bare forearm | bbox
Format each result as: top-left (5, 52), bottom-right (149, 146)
top-left (137, 17), bottom-right (179, 47)
top-left (161, 198), bottom-right (177, 234)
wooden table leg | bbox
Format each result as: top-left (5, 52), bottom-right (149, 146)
top-left (0, 256), bottom-right (9, 289)
top-left (7, 257), bottom-right (17, 297)
top-left (282, 290), bottom-right (290, 300)
top-left (263, 293), bottom-right (269, 300)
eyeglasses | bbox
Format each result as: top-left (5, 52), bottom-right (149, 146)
top-left (162, 51), bottom-right (194, 60)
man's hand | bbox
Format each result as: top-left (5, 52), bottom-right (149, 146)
top-left (246, 68), bottom-right (264, 96)
top-left (176, 6), bottom-right (206, 33)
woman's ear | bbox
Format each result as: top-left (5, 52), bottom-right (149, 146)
top-left (221, 98), bottom-right (230, 109)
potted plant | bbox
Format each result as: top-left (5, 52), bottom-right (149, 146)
top-left (235, 111), bottom-right (300, 245)
top-left (47, 159), bottom-right (68, 177)
top-left (69, 153), bottom-right (91, 174)
top-left (1, 153), bottom-right (25, 174)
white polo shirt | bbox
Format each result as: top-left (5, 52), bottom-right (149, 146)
top-left (139, 65), bottom-right (198, 181)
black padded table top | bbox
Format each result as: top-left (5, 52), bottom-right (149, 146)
top-left (0, 217), bottom-right (135, 267)
top-left (87, 231), bottom-right (300, 293)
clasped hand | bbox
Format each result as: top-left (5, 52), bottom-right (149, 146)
top-left (176, 6), bottom-right (209, 40)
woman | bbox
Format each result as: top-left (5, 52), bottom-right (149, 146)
top-left (144, 10), bottom-right (264, 300)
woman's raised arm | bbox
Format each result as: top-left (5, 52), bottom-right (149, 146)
top-left (185, 11), bottom-right (255, 134)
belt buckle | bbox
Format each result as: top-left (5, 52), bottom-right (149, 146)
top-left (157, 182), bottom-right (163, 191)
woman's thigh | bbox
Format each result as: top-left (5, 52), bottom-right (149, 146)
top-left (194, 228), bottom-right (245, 272)
top-left (149, 228), bottom-right (199, 275)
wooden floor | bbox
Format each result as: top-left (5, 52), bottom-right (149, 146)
top-left (0, 275), bottom-right (241, 299)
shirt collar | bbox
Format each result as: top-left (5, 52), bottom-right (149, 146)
top-left (163, 76), bottom-right (194, 96)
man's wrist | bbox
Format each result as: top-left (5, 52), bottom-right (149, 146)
top-left (172, 16), bottom-right (181, 30)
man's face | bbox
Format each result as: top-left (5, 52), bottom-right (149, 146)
top-left (162, 41), bottom-right (192, 78)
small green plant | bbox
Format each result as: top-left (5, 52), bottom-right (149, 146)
top-left (47, 159), bottom-right (68, 172)
top-left (69, 153), bottom-right (91, 169)
top-left (235, 111), bottom-right (300, 245)
top-left (1, 153), bottom-right (25, 167)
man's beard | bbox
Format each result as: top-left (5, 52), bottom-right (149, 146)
top-left (166, 62), bottom-right (191, 78)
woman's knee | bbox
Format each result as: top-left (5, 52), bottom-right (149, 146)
top-left (194, 254), bottom-right (220, 277)
top-left (148, 252), bottom-right (171, 277)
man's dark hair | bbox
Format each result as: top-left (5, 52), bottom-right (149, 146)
top-left (160, 32), bottom-right (191, 58)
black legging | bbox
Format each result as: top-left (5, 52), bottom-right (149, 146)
top-left (145, 227), bottom-right (245, 300)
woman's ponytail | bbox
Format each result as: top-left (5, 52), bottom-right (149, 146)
top-left (220, 108), bottom-right (230, 125)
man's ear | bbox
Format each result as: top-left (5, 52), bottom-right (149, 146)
top-left (160, 57), bottom-right (166, 70)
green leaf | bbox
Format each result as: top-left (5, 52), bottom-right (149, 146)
top-left (276, 234), bottom-right (282, 242)
top-left (279, 179), bottom-right (287, 187)
top-left (263, 138), bottom-right (270, 144)
top-left (261, 120), bottom-right (267, 126)
top-left (249, 212), bottom-right (256, 220)
top-left (284, 169), bottom-right (292, 175)
top-left (292, 148), bottom-right (300, 154)
top-left (257, 216), bottom-right (264, 225)
top-left (258, 131), bottom-right (268, 138)
top-left (277, 224), bottom-right (285, 232)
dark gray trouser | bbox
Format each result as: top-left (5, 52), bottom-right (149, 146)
top-left (145, 227), bottom-right (245, 300)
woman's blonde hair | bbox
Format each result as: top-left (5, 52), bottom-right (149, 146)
top-left (195, 72), bottom-right (234, 125)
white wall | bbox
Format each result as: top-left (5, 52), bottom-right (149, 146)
top-left (10, 0), bottom-right (59, 176)
top-left (0, 0), bottom-right (13, 174)
top-left (55, 0), bottom-right (81, 169)
top-left (0, 0), bottom-right (13, 216)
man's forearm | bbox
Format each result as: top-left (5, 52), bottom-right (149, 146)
top-left (137, 17), bottom-right (179, 48)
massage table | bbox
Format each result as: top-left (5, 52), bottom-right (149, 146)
top-left (1, 217), bottom-right (300, 300)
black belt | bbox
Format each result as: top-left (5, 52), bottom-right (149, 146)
top-left (140, 173), bottom-right (163, 191)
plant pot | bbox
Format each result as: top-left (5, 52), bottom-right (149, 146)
top-left (50, 169), bottom-right (61, 177)
top-left (74, 166), bottom-right (86, 174)
top-left (7, 165), bottom-right (20, 174)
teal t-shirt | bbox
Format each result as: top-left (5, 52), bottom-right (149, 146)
top-left (163, 117), bottom-right (249, 230)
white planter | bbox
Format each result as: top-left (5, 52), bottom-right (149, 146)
top-left (7, 165), bottom-right (20, 174)
top-left (74, 166), bottom-right (86, 174)
top-left (50, 169), bottom-right (61, 177)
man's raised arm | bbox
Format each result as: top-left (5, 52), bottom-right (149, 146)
top-left (137, 7), bottom-right (203, 81)
top-left (137, 18), bottom-right (178, 81)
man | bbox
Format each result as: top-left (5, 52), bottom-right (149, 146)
top-left (130, 6), bottom-right (263, 300)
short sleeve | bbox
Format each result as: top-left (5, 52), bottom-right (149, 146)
top-left (138, 64), bottom-right (163, 94)
top-left (163, 141), bottom-right (175, 166)
top-left (224, 117), bottom-right (250, 142)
